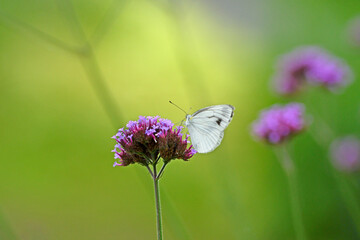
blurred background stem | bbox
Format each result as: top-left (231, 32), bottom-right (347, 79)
top-left (305, 96), bottom-right (360, 237)
top-left (309, 125), bottom-right (360, 237)
top-left (275, 145), bottom-right (307, 240)
top-left (55, 0), bottom-right (124, 127)
top-left (333, 170), bottom-right (360, 236)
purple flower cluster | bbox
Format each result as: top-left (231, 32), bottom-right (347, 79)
top-left (112, 116), bottom-right (196, 167)
top-left (252, 103), bottom-right (306, 144)
top-left (330, 136), bottom-right (360, 173)
top-left (273, 46), bottom-right (352, 95)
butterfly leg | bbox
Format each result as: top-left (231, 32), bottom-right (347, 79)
top-left (174, 118), bottom-right (185, 127)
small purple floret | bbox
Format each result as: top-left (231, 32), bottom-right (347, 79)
top-left (113, 161), bottom-right (123, 167)
top-left (112, 116), bottom-right (196, 167)
top-left (273, 46), bottom-right (352, 95)
top-left (330, 136), bottom-right (360, 173)
top-left (252, 103), bottom-right (306, 144)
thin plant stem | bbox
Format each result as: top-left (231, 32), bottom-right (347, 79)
top-left (0, 9), bottom-right (81, 54)
top-left (90, 0), bottom-right (128, 46)
top-left (309, 115), bottom-right (335, 147)
top-left (156, 162), bottom-right (168, 180)
top-left (275, 145), bottom-right (307, 240)
top-left (55, 0), bottom-right (124, 127)
top-left (146, 165), bottom-right (154, 178)
top-left (287, 170), bottom-right (307, 240)
top-left (332, 170), bottom-right (360, 236)
top-left (308, 122), bottom-right (360, 236)
top-left (0, 6), bottom-right (124, 127)
top-left (78, 55), bottom-right (124, 127)
top-left (153, 164), bottom-right (163, 240)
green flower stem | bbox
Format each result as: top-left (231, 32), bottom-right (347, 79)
top-left (157, 163), bottom-right (168, 180)
top-left (287, 169), bottom-right (307, 240)
top-left (146, 165), bottom-right (154, 178)
top-left (153, 164), bottom-right (163, 240)
top-left (308, 130), bottom-right (360, 236)
top-left (276, 146), bottom-right (307, 240)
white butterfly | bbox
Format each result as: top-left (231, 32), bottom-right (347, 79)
top-left (185, 105), bottom-right (235, 153)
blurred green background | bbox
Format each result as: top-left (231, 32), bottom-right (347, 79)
top-left (0, 0), bottom-right (359, 239)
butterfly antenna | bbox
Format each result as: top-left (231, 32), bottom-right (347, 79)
top-left (169, 101), bottom-right (187, 115)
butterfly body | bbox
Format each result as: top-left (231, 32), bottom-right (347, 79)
top-left (185, 105), bottom-right (235, 153)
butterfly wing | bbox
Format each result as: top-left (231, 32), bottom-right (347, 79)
top-left (186, 105), bottom-right (235, 153)
top-left (187, 121), bottom-right (225, 153)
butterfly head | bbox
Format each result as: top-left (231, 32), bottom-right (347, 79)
top-left (185, 114), bottom-right (192, 126)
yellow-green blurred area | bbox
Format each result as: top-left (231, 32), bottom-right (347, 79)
top-left (0, 0), bottom-right (360, 239)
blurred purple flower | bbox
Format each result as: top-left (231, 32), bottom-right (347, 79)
top-left (330, 136), bottom-right (360, 172)
top-left (273, 46), bottom-right (352, 95)
top-left (112, 116), bottom-right (196, 167)
top-left (252, 103), bottom-right (306, 144)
